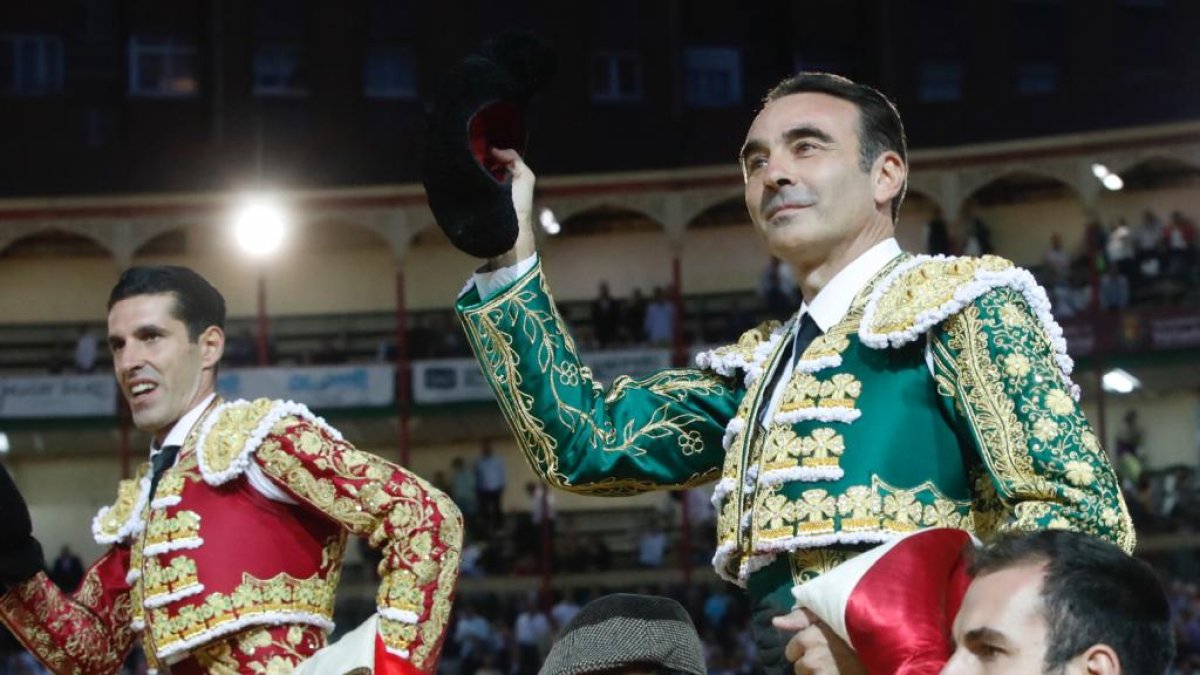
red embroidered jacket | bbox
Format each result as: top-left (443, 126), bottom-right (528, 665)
top-left (0, 398), bottom-right (462, 674)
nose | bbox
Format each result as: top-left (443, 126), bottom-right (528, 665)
top-left (765, 154), bottom-right (794, 189)
top-left (113, 344), bottom-right (144, 378)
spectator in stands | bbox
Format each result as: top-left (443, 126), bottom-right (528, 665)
top-left (760, 257), bottom-right (799, 317)
top-left (48, 545), bottom-right (84, 593)
top-left (1108, 218), bottom-right (1137, 285)
top-left (1044, 233), bottom-right (1071, 287)
top-left (583, 534), bottom-right (613, 572)
top-left (451, 456), bottom-right (478, 534)
top-left (1165, 210), bottom-right (1198, 280)
top-left (539, 594), bottom-right (705, 675)
top-left (1100, 266), bottom-right (1130, 312)
top-left (550, 590), bottom-right (582, 635)
top-left (591, 281), bottom-right (622, 349)
top-left (643, 286), bottom-right (675, 346)
top-left (637, 519), bottom-right (669, 568)
top-left (1116, 410), bottom-right (1145, 492)
top-left (515, 594), bottom-right (553, 675)
top-left (454, 603), bottom-right (494, 673)
top-left (311, 336), bottom-right (346, 365)
top-left (520, 481), bottom-right (556, 560)
top-left (1137, 209), bottom-right (1166, 283)
top-left (625, 288), bottom-right (647, 344)
top-left (925, 215), bottom-right (952, 255)
top-left (73, 325), bottom-right (98, 373)
top-left (704, 588), bottom-right (733, 631)
top-left (962, 217), bottom-right (993, 256)
top-left (943, 530), bottom-right (1174, 675)
top-left (475, 440), bottom-right (506, 530)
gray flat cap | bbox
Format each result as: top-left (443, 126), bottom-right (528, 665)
top-left (539, 594), bottom-right (706, 675)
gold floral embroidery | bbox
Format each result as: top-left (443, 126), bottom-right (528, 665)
top-left (818, 374), bottom-right (862, 408)
top-left (144, 510), bottom-right (201, 548)
top-left (793, 490), bottom-right (837, 535)
top-left (868, 255), bottom-right (1014, 336)
top-left (935, 286), bottom-right (1135, 552)
top-left (201, 399), bottom-right (278, 476)
top-left (801, 429), bottom-right (845, 467)
top-left (778, 373), bottom-right (862, 412)
top-left (142, 554), bottom-right (200, 600)
top-left (94, 464), bottom-right (150, 541)
top-left (836, 486), bottom-right (880, 532)
top-left (790, 548), bottom-right (859, 584)
top-left (801, 333), bottom-right (850, 361)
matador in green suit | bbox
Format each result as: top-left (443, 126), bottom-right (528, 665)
top-left (452, 73), bottom-right (1134, 675)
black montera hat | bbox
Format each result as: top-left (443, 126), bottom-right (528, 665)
top-left (538, 594), bottom-right (706, 675)
top-left (422, 34), bottom-right (556, 259)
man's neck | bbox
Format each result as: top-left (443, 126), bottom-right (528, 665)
top-left (790, 220), bottom-right (893, 302)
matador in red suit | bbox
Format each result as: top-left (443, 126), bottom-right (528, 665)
top-left (0, 265), bottom-right (461, 674)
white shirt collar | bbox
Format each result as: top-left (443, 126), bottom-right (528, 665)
top-left (150, 392), bottom-right (217, 456)
top-left (800, 238), bottom-right (902, 332)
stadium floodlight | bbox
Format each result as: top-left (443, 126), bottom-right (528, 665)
top-left (539, 207), bottom-right (561, 235)
top-left (1102, 173), bottom-right (1124, 191)
top-left (1102, 368), bottom-right (1140, 394)
top-left (1091, 163), bottom-right (1110, 179)
top-left (233, 196), bottom-right (288, 256)
top-left (0, 432), bottom-right (9, 455)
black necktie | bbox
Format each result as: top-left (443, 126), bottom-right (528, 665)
top-left (148, 445), bottom-right (181, 500)
top-left (757, 313), bottom-right (823, 425)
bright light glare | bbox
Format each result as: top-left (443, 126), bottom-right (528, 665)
top-left (539, 207), bottom-right (561, 235)
top-left (1102, 368), bottom-right (1140, 394)
top-left (0, 432), bottom-right (9, 455)
top-left (233, 199), bottom-right (287, 256)
top-left (1091, 163), bottom-right (1110, 178)
top-left (1102, 173), bottom-right (1124, 191)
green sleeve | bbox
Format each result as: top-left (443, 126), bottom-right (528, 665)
top-left (455, 261), bottom-right (741, 496)
top-left (931, 286), bottom-right (1136, 552)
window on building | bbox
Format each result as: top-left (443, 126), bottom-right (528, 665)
top-left (591, 51), bottom-right (643, 103)
top-left (684, 47), bottom-right (741, 108)
top-left (128, 36), bottom-right (198, 97)
top-left (364, 45), bottom-right (417, 99)
top-left (917, 60), bottom-right (963, 103)
top-left (0, 35), bottom-right (64, 96)
top-left (254, 44), bottom-right (307, 97)
top-left (1017, 62), bottom-right (1058, 95)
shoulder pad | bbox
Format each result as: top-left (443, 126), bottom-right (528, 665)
top-left (695, 320), bottom-right (785, 386)
top-left (92, 463), bottom-right (151, 545)
top-left (196, 398), bottom-right (344, 486)
top-left (859, 254), bottom-right (1025, 349)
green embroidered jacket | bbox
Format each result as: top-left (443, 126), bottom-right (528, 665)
top-left (455, 254), bottom-right (1134, 586)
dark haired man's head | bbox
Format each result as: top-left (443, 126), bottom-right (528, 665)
top-left (741, 72), bottom-right (907, 299)
top-left (106, 266), bottom-right (226, 443)
top-left (108, 266), bottom-right (226, 341)
top-left (762, 72), bottom-right (908, 222)
top-left (944, 530), bottom-right (1173, 675)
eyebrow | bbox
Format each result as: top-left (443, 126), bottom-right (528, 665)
top-left (963, 626), bottom-right (1010, 648)
top-left (738, 125), bottom-right (836, 165)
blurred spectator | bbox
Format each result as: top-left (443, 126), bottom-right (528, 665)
top-left (637, 519), bottom-right (668, 568)
top-left (311, 336), bottom-right (346, 365)
top-left (1044, 233), bottom-right (1071, 286)
top-left (550, 590), bottom-right (581, 635)
top-left (624, 288), bottom-right (647, 344)
top-left (451, 456), bottom-right (478, 533)
top-left (48, 545), bottom-right (84, 593)
top-left (644, 287), bottom-right (675, 346)
top-left (1137, 209), bottom-right (1166, 282)
top-left (1100, 266), bottom-right (1130, 311)
top-left (514, 595), bottom-right (552, 675)
top-left (475, 441), bottom-right (506, 530)
top-left (583, 534), bottom-right (613, 572)
top-left (704, 588), bottom-right (733, 630)
top-left (962, 217), bottom-right (993, 256)
top-left (73, 326), bottom-right (97, 373)
top-left (454, 603), bottom-right (494, 673)
top-left (1108, 218), bottom-right (1137, 281)
top-left (1165, 210), bottom-right (1198, 279)
top-left (461, 541), bottom-right (485, 578)
top-left (759, 257), bottom-right (799, 316)
top-left (925, 216), bottom-right (952, 255)
top-left (590, 282), bottom-right (621, 349)
top-left (1116, 410), bottom-right (1145, 491)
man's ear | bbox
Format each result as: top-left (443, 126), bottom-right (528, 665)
top-left (873, 151), bottom-right (907, 212)
top-left (1079, 644), bottom-right (1120, 675)
top-left (199, 326), bottom-right (225, 369)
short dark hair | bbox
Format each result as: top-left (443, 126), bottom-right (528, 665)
top-left (969, 530), bottom-right (1174, 675)
top-left (765, 72), bottom-right (907, 222)
top-left (108, 266), bottom-right (226, 342)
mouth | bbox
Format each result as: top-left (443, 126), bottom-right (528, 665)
top-left (127, 380), bottom-right (159, 406)
top-left (765, 203), bottom-right (813, 221)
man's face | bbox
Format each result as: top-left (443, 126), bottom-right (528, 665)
top-left (740, 92), bottom-right (880, 269)
top-left (943, 563), bottom-right (1100, 675)
top-left (107, 293), bottom-right (219, 442)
